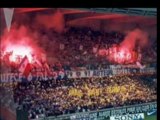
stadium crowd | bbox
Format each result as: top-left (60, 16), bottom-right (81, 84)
top-left (11, 74), bottom-right (156, 119)
top-left (0, 26), bottom-right (157, 72)
top-left (51, 27), bottom-right (157, 70)
top-left (0, 26), bottom-right (157, 120)
top-left (0, 83), bottom-right (17, 114)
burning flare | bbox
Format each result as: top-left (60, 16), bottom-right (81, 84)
top-left (4, 44), bottom-right (33, 63)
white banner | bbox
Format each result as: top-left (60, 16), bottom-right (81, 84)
top-left (66, 67), bottom-right (156, 78)
top-left (0, 68), bottom-right (156, 82)
top-left (110, 113), bottom-right (144, 120)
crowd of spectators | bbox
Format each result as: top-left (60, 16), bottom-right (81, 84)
top-left (0, 26), bottom-right (157, 120)
top-left (54, 27), bottom-right (125, 70)
top-left (11, 74), bottom-right (156, 119)
top-left (0, 83), bottom-right (17, 114)
top-left (50, 27), bottom-right (157, 70)
top-left (0, 26), bottom-right (157, 72)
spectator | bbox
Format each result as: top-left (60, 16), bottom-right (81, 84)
top-left (8, 74), bottom-right (157, 119)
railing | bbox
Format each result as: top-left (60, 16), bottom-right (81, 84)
top-left (0, 67), bottom-right (157, 83)
top-left (31, 102), bottom-right (157, 120)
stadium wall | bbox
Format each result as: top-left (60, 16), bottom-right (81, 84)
top-left (29, 102), bottom-right (157, 120)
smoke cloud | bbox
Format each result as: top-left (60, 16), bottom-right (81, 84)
top-left (1, 10), bottom-right (151, 65)
top-left (1, 25), bottom-right (46, 61)
top-left (35, 10), bottom-right (65, 33)
top-left (1, 10), bottom-right (66, 64)
top-left (97, 29), bottom-right (150, 64)
top-left (120, 29), bottom-right (149, 50)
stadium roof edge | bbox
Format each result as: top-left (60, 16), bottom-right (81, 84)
top-left (65, 8), bottom-right (157, 17)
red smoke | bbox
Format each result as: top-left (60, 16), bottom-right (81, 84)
top-left (4, 44), bottom-right (33, 62)
top-left (120, 29), bottom-right (149, 50)
top-left (98, 45), bottom-right (137, 64)
top-left (1, 25), bottom-right (45, 64)
top-left (35, 10), bottom-right (64, 33)
top-left (1, 10), bottom-right (65, 65)
top-left (98, 29), bottom-right (148, 64)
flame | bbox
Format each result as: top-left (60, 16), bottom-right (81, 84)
top-left (4, 44), bottom-right (33, 63)
top-left (98, 46), bottom-right (137, 64)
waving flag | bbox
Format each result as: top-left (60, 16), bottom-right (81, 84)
top-left (59, 70), bottom-right (65, 78)
top-left (136, 61), bottom-right (145, 69)
top-left (18, 56), bottom-right (32, 78)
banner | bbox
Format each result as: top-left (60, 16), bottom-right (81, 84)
top-left (33, 102), bottom-right (157, 120)
top-left (18, 56), bottom-right (32, 78)
top-left (0, 67), bottom-right (156, 82)
top-left (66, 67), bottom-right (156, 78)
top-left (110, 113), bottom-right (145, 120)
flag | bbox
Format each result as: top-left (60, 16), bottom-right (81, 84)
top-left (60, 43), bottom-right (64, 50)
top-left (93, 47), bottom-right (97, 53)
top-left (52, 71), bottom-right (58, 79)
top-left (136, 61), bottom-right (145, 69)
top-left (137, 53), bottom-right (142, 62)
top-left (79, 45), bottom-right (83, 50)
top-left (18, 56), bottom-right (32, 78)
top-left (43, 62), bottom-right (51, 75)
top-left (59, 70), bottom-right (65, 78)
top-left (35, 59), bottom-right (43, 68)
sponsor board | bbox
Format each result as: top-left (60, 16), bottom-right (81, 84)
top-left (32, 109), bottom-right (157, 120)
top-left (147, 109), bottom-right (157, 116)
top-left (35, 102), bottom-right (156, 120)
top-left (110, 113), bottom-right (144, 120)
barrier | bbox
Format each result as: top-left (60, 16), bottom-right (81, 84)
top-left (0, 67), bottom-right (156, 83)
top-left (30, 102), bottom-right (157, 120)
